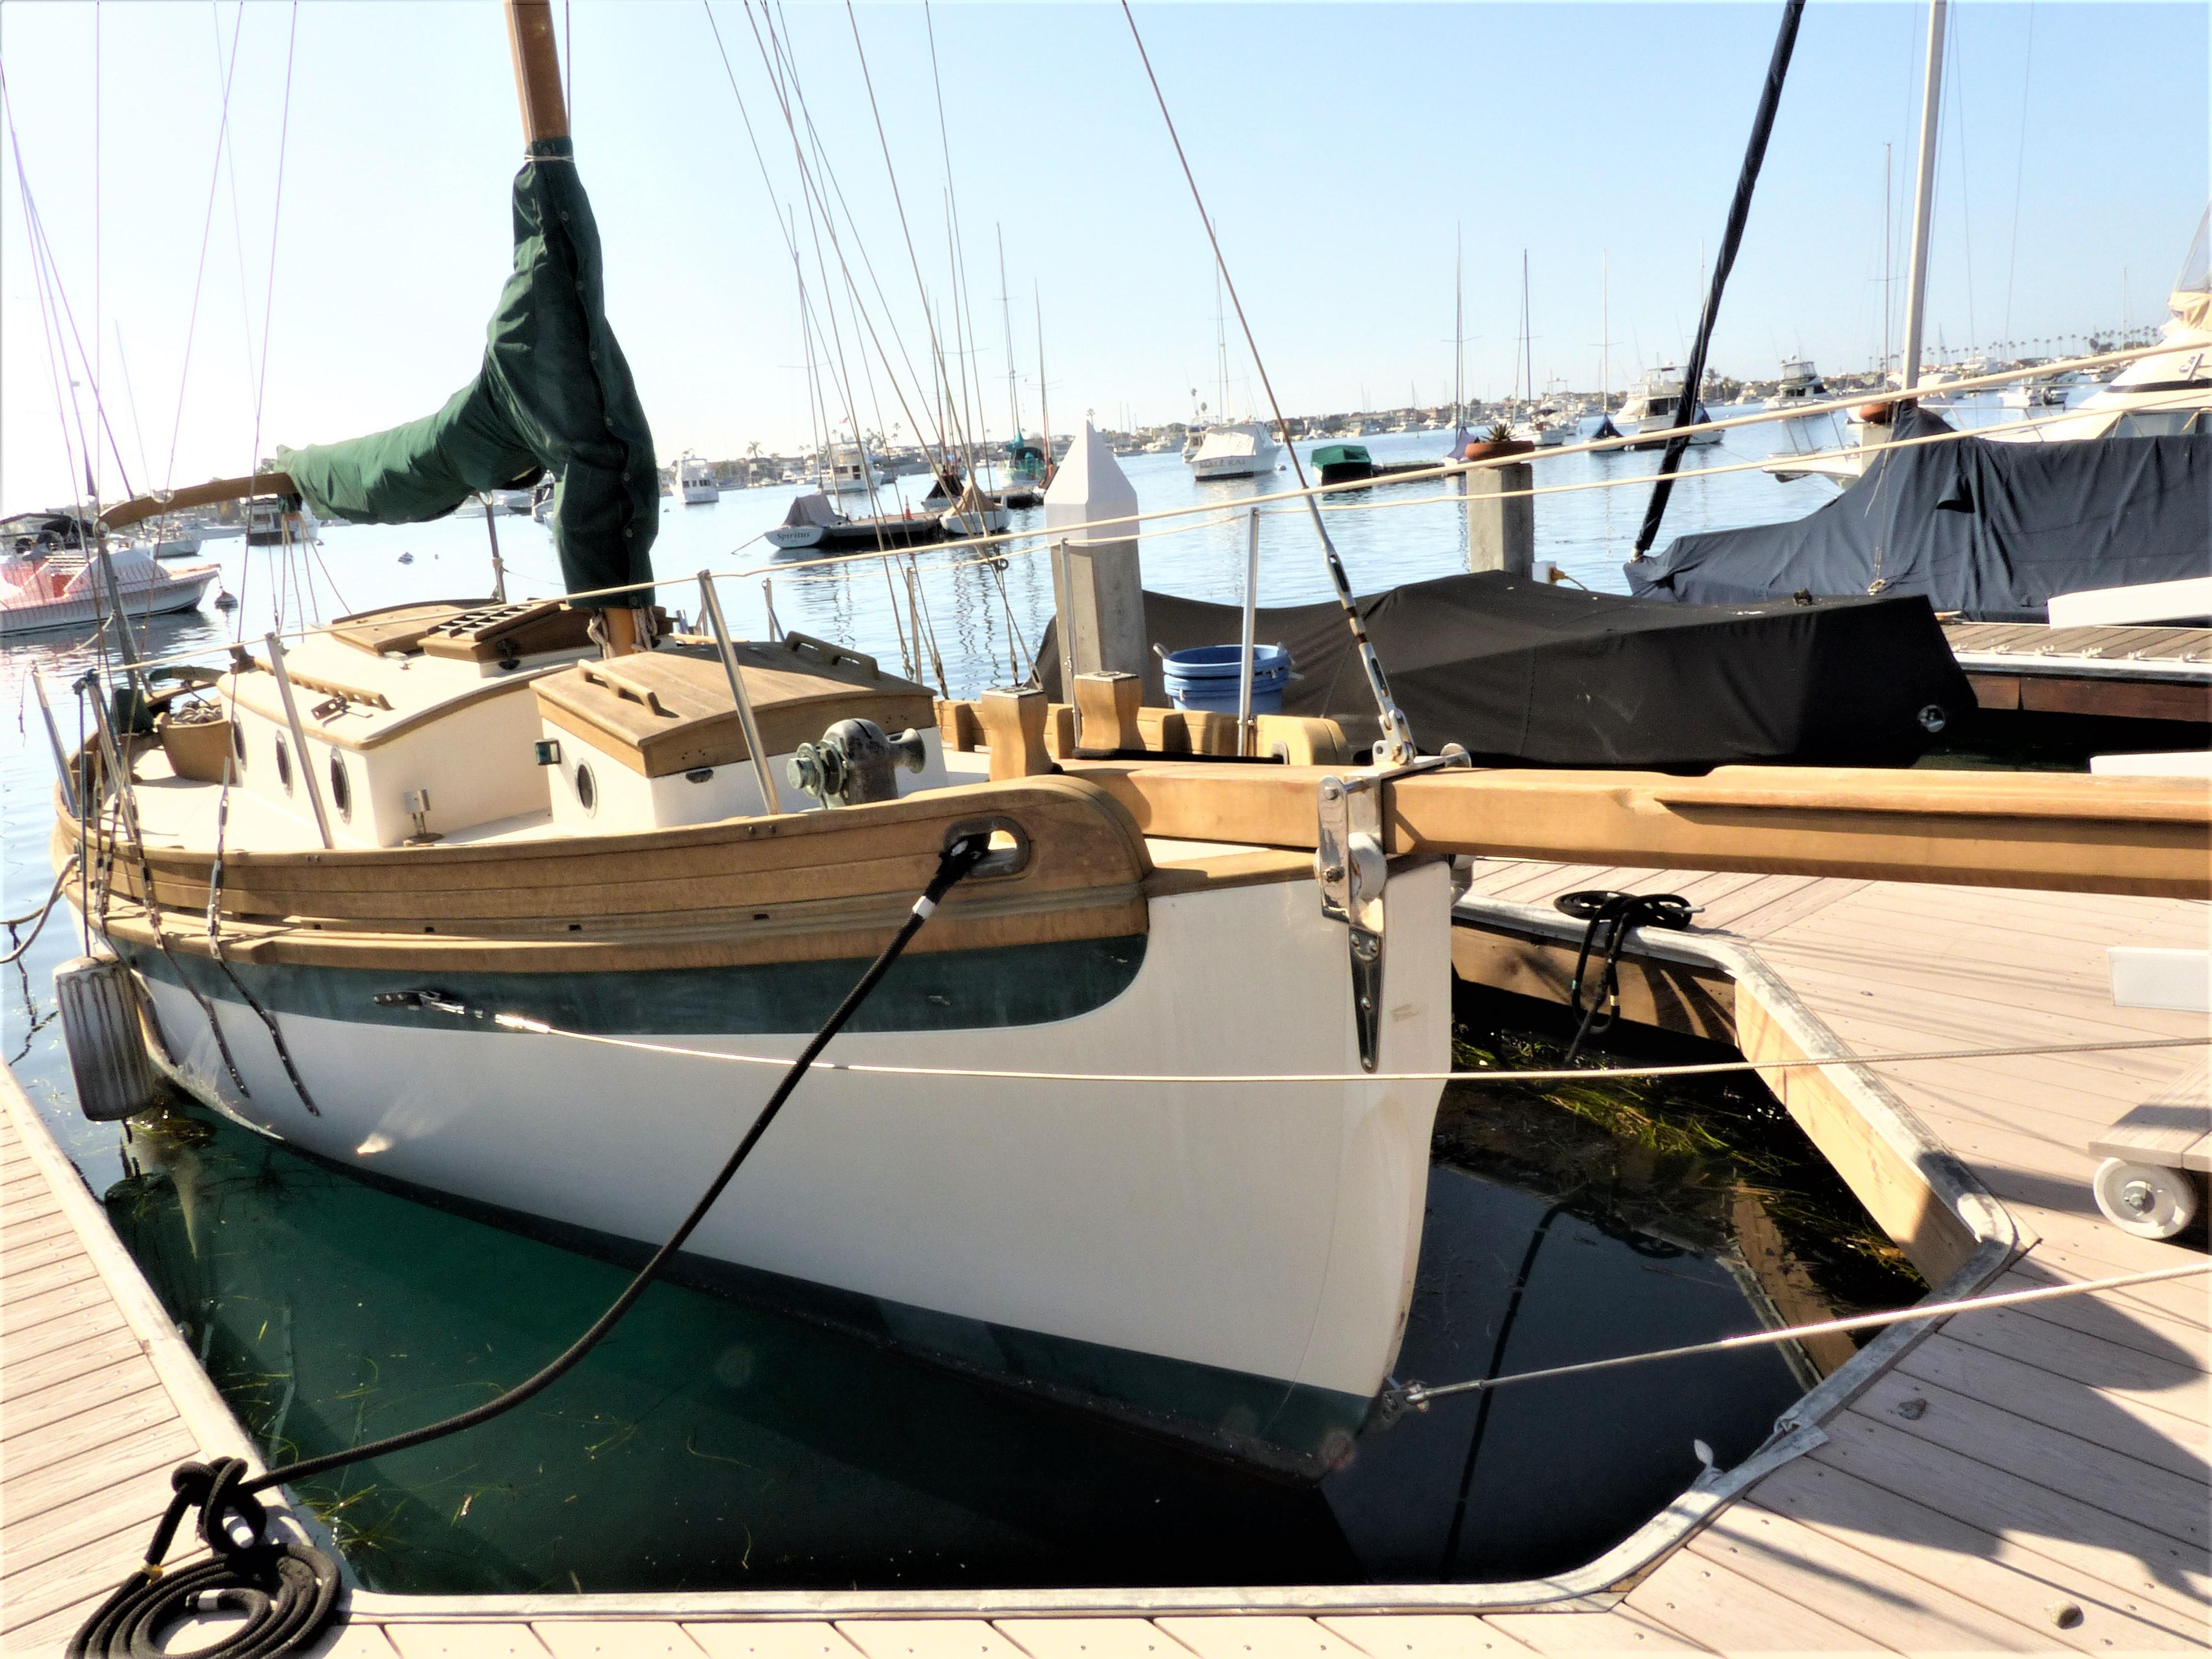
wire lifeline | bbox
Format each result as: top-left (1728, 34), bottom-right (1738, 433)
top-left (459, 1018), bottom-right (2205, 1088)
top-left (1120, 0), bottom-right (1416, 764)
top-left (1389, 1259), bottom-right (2212, 1409)
top-left (84, 354), bottom-right (2190, 684)
top-left (69, 834), bottom-right (995, 1659)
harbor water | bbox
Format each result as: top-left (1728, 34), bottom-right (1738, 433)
top-left (3, 414), bottom-right (1926, 1592)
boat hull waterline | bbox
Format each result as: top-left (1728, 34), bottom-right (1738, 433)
top-left (0, 564), bottom-right (217, 638)
top-left (119, 864), bottom-right (1453, 1478)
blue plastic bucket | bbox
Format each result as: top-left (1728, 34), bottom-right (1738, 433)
top-left (1161, 643), bottom-right (1292, 715)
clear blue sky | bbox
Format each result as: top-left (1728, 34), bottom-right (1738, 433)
top-left (2, 2), bottom-right (2204, 514)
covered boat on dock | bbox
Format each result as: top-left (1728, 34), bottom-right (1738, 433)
top-left (1629, 409), bottom-right (2212, 622)
top-left (1041, 571), bottom-right (1976, 769)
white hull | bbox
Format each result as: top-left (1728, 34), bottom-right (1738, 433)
top-left (130, 865), bottom-right (1452, 1472)
top-left (940, 507), bottom-right (1008, 538)
top-left (764, 524), bottom-right (827, 550)
top-left (1189, 421), bottom-right (1282, 481)
top-left (0, 566), bottom-right (216, 638)
top-left (680, 482), bottom-right (721, 504)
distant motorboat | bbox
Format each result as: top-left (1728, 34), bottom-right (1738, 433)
top-left (398, 552), bottom-right (415, 565)
top-left (1775, 357), bottom-right (1827, 404)
top-left (825, 443), bottom-right (893, 501)
top-left (1764, 358), bottom-right (1850, 483)
top-left (675, 453), bottom-right (720, 505)
top-left (246, 498), bottom-right (320, 545)
top-left (1, 509), bottom-right (95, 558)
top-left (1512, 405), bottom-right (1574, 447)
top-left (1188, 420), bottom-right (1282, 481)
top-left (0, 542), bottom-right (219, 638)
top-left (1618, 366), bottom-right (1723, 451)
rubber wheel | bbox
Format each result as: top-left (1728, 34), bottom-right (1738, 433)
top-left (2093, 1157), bottom-right (2201, 1240)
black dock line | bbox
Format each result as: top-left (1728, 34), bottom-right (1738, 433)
top-left (70, 834), bottom-right (993, 1659)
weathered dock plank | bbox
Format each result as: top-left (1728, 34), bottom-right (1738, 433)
top-left (988, 1621), bottom-right (1196, 1658)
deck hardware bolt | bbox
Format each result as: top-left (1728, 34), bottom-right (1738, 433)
top-left (1321, 780), bottom-right (1342, 800)
top-left (2119, 1179), bottom-right (2156, 1214)
top-left (1895, 1397), bottom-right (1927, 1420)
top-left (1322, 864), bottom-right (1344, 883)
top-left (2049, 1601), bottom-right (2084, 1630)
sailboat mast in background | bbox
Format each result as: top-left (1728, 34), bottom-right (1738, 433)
top-left (1900, 0), bottom-right (1948, 393)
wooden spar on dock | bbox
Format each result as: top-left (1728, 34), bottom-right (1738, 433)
top-left (1058, 758), bottom-right (2212, 900)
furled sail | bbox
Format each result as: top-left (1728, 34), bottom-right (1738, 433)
top-left (278, 138), bottom-right (656, 608)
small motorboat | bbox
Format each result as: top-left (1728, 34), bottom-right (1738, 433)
top-left (0, 542), bottom-right (220, 639)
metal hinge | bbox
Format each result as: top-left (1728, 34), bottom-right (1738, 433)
top-left (1314, 745), bottom-right (1473, 1072)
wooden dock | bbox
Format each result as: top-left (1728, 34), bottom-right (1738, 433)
top-left (1944, 619), bottom-right (2212, 724)
top-left (5, 870), bottom-right (2208, 1655)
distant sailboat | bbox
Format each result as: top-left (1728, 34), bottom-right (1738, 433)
top-left (1593, 253), bottom-right (1622, 442)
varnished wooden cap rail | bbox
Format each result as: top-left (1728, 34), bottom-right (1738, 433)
top-left (1647, 771), bottom-right (2212, 825)
top-left (1061, 759), bottom-right (2212, 901)
top-left (98, 471), bottom-right (297, 533)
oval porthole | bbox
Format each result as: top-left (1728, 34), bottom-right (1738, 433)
top-left (328, 754), bottom-right (352, 820)
top-left (274, 735), bottom-right (293, 792)
top-left (230, 722), bottom-right (247, 763)
top-left (575, 761), bottom-right (597, 816)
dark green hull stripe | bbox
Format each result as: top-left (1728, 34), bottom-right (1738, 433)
top-left (274, 1137), bottom-right (1364, 1483)
top-left (126, 934), bottom-right (1146, 1036)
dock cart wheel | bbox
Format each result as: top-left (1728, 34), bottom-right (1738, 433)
top-left (2093, 1157), bottom-right (2202, 1240)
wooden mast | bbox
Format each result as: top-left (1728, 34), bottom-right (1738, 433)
top-left (505, 0), bottom-right (568, 145)
top-left (506, 0), bottom-right (645, 655)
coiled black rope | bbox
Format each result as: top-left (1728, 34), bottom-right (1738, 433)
top-left (72, 833), bottom-right (994, 1658)
top-left (1553, 889), bottom-right (1697, 1063)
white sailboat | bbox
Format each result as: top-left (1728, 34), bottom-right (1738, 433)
top-left (1187, 264), bottom-right (1283, 481)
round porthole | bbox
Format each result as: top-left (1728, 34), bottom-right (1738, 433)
top-left (575, 761), bottom-right (597, 816)
top-left (328, 754), bottom-right (352, 820)
top-left (274, 735), bottom-right (293, 792)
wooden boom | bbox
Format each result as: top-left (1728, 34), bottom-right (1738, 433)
top-left (98, 471), bottom-right (296, 534)
top-left (1064, 760), bottom-right (2212, 900)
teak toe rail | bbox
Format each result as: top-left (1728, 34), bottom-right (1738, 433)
top-left (1063, 760), bottom-right (2212, 900)
top-left (64, 776), bottom-right (1155, 973)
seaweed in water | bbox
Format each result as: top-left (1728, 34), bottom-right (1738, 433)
top-left (1440, 984), bottom-right (1924, 1346)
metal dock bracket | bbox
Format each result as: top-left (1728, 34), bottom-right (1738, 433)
top-left (1317, 745), bottom-right (1473, 1072)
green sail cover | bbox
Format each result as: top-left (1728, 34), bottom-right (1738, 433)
top-left (279, 139), bottom-right (656, 608)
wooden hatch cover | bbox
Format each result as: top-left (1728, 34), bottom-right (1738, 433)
top-left (327, 599), bottom-right (486, 657)
top-left (535, 635), bottom-right (935, 776)
top-left (328, 598), bottom-right (659, 662)
top-left (420, 600), bottom-right (602, 662)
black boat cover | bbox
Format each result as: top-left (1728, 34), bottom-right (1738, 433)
top-left (1036, 570), bottom-right (1973, 768)
top-left (1627, 411), bottom-right (2212, 621)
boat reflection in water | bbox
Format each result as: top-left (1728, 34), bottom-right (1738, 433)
top-left (101, 1020), bottom-right (1871, 1597)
